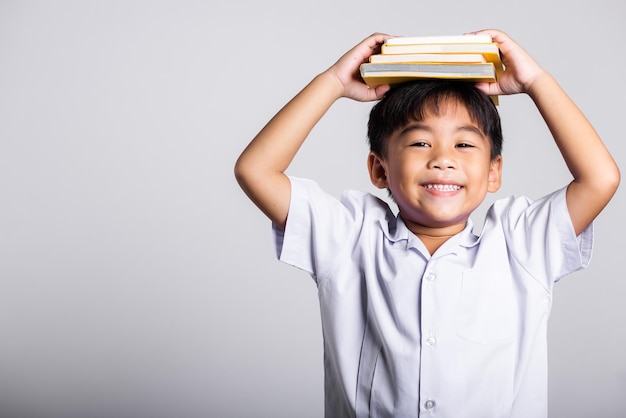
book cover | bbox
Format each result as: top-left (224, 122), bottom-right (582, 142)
top-left (383, 34), bottom-right (493, 46)
top-left (359, 62), bottom-right (496, 87)
top-left (381, 41), bottom-right (500, 57)
top-left (369, 53), bottom-right (487, 64)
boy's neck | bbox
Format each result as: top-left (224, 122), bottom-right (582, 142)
top-left (416, 233), bottom-right (455, 255)
top-left (402, 217), bottom-right (468, 255)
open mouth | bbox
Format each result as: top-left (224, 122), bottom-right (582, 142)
top-left (423, 184), bottom-right (463, 192)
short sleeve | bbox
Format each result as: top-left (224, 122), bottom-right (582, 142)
top-left (490, 186), bottom-right (593, 286)
top-left (272, 177), bottom-right (371, 281)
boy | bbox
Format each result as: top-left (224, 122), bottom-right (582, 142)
top-left (234, 29), bottom-right (619, 417)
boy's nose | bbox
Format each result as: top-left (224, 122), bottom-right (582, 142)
top-left (428, 154), bottom-right (457, 170)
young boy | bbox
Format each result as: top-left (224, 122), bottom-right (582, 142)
top-left (234, 29), bottom-right (619, 417)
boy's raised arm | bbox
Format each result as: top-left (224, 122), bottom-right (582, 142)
top-left (528, 73), bottom-right (620, 235)
top-left (234, 33), bottom-right (391, 229)
top-left (473, 29), bottom-right (620, 235)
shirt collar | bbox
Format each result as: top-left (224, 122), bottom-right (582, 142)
top-left (379, 214), bottom-right (480, 256)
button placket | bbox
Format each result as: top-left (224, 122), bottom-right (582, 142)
top-left (421, 268), bottom-right (440, 414)
top-left (423, 270), bottom-right (437, 349)
top-left (420, 268), bottom-right (440, 415)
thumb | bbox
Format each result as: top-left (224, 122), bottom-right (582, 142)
top-left (474, 81), bottom-right (501, 97)
top-left (373, 84), bottom-right (391, 100)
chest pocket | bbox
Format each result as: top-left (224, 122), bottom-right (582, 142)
top-left (457, 269), bottom-right (516, 344)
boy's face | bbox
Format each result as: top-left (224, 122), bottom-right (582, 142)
top-left (368, 100), bottom-right (502, 237)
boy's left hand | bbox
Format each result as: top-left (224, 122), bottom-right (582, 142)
top-left (469, 29), bottom-right (545, 97)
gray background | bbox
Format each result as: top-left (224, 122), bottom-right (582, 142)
top-left (1, 1), bottom-right (624, 417)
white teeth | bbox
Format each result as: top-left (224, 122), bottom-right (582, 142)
top-left (425, 184), bottom-right (461, 192)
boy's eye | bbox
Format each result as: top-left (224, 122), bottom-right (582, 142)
top-left (410, 142), bottom-right (429, 147)
top-left (456, 143), bottom-right (474, 148)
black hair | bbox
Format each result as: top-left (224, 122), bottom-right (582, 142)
top-left (367, 79), bottom-right (503, 160)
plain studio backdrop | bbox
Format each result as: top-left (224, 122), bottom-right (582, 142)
top-left (1, 1), bottom-right (624, 417)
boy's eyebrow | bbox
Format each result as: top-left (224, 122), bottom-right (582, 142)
top-left (398, 123), bottom-right (486, 137)
top-left (457, 125), bottom-right (486, 138)
top-left (397, 122), bottom-right (430, 136)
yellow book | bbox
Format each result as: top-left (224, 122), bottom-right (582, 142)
top-left (369, 53), bottom-right (487, 64)
top-left (359, 62), bottom-right (497, 87)
top-left (383, 34), bottom-right (494, 46)
top-left (359, 61), bottom-right (500, 105)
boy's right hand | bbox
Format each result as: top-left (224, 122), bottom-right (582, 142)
top-left (325, 33), bottom-right (392, 102)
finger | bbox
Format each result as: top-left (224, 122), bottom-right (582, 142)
top-left (353, 83), bottom-right (390, 103)
top-left (344, 33), bottom-right (390, 66)
top-left (472, 28), bottom-right (506, 40)
top-left (474, 81), bottom-right (502, 97)
top-left (373, 84), bottom-right (391, 100)
top-left (362, 32), bottom-right (391, 49)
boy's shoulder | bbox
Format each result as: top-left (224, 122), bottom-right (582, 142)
top-left (293, 176), bottom-right (392, 213)
top-left (486, 187), bottom-right (568, 221)
top-left (290, 175), bottom-right (398, 232)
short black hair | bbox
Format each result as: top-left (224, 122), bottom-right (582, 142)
top-left (367, 80), bottom-right (503, 160)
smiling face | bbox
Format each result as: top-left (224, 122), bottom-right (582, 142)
top-left (368, 99), bottom-right (502, 238)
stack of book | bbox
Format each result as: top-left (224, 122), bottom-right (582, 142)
top-left (360, 34), bottom-right (503, 88)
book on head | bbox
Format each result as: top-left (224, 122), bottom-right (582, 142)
top-left (379, 42), bottom-right (502, 76)
top-left (368, 53), bottom-right (487, 64)
top-left (359, 62), bottom-right (497, 86)
top-left (360, 34), bottom-right (503, 104)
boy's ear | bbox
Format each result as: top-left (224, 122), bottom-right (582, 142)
top-left (368, 152), bottom-right (388, 189)
top-left (487, 156), bottom-right (503, 193)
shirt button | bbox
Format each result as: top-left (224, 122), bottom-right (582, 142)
top-left (425, 272), bottom-right (436, 282)
top-left (424, 399), bottom-right (436, 410)
top-left (426, 336), bottom-right (436, 347)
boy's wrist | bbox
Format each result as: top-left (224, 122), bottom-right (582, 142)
top-left (317, 70), bottom-right (346, 100)
top-left (524, 70), bottom-right (556, 100)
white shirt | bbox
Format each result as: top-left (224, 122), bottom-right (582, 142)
top-left (273, 176), bottom-right (593, 418)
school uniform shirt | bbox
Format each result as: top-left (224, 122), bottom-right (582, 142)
top-left (273, 176), bottom-right (593, 418)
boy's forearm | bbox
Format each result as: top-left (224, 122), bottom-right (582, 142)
top-left (526, 73), bottom-right (603, 174)
top-left (240, 71), bottom-right (344, 174)
top-left (234, 71), bottom-right (344, 227)
top-left (526, 72), bottom-right (620, 233)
